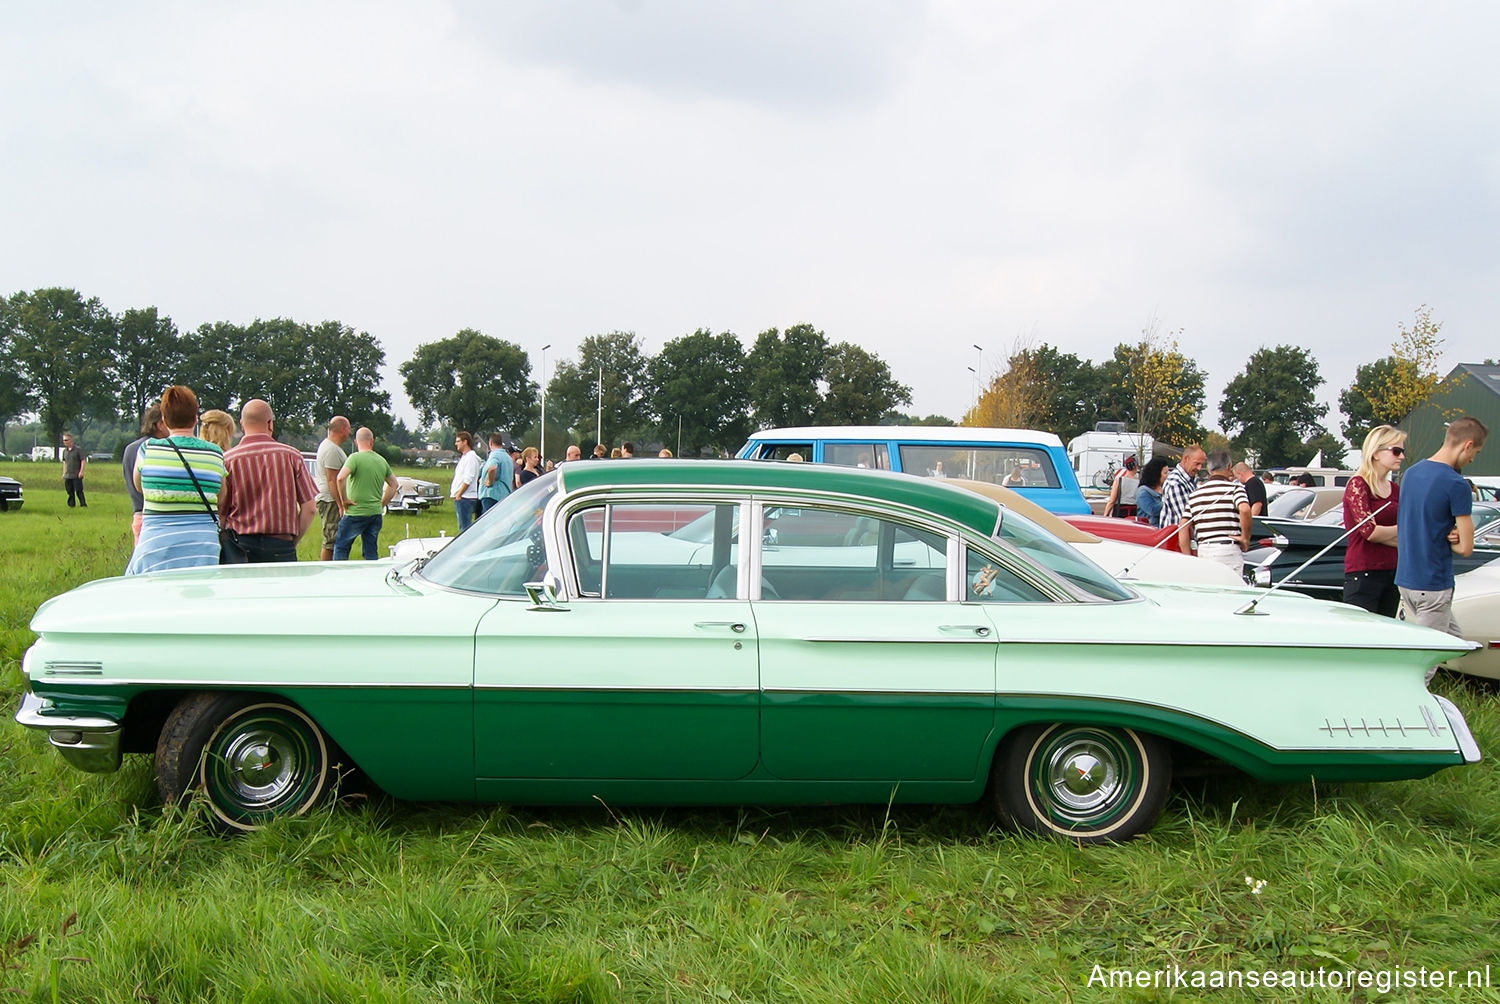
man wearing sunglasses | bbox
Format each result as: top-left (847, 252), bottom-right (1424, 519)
top-left (1396, 416), bottom-right (1489, 664)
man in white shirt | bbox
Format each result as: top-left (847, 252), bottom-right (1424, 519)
top-left (450, 430), bottom-right (482, 532)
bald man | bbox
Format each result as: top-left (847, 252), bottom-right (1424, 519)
top-left (218, 399), bottom-right (318, 563)
top-left (1233, 461), bottom-right (1266, 516)
top-left (333, 427), bottom-right (398, 560)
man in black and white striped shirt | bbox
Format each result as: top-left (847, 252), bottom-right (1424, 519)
top-left (1176, 450), bottom-right (1251, 575)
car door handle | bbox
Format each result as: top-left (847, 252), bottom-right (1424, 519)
top-left (939, 624), bottom-right (991, 637)
top-left (695, 621), bottom-right (747, 633)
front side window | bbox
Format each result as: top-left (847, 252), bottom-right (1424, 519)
top-left (992, 508), bottom-right (1134, 601)
top-left (568, 502), bottom-right (739, 599)
top-left (899, 445), bottom-right (1061, 488)
top-left (418, 474), bottom-right (559, 595)
top-left (964, 546), bottom-right (1050, 603)
top-left (758, 505), bottom-right (948, 601)
top-left (749, 443), bottom-right (812, 462)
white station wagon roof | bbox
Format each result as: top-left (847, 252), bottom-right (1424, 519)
top-left (748, 426), bottom-right (1066, 447)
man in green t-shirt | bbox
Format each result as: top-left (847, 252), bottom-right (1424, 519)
top-left (332, 427), bottom-right (399, 560)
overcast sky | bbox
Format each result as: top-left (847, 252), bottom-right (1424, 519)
top-left (5, 1), bottom-right (1498, 443)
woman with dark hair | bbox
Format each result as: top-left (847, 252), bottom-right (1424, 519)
top-left (126, 386), bottom-right (226, 574)
top-left (1135, 458), bottom-right (1170, 527)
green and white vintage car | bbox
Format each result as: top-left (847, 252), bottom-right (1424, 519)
top-left (15, 461), bottom-right (1482, 841)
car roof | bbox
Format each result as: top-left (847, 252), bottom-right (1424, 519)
top-left (744, 426), bottom-right (1065, 447)
top-left (555, 459), bottom-right (1003, 536)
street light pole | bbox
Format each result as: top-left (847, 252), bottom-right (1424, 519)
top-left (596, 366), bottom-right (603, 450)
top-left (539, 343), bottom-right (551, 463)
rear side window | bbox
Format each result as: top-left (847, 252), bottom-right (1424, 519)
top-left (757, 505), bottom-right (948, 602)
top-left (823, 443), bottom-right (890, 470)
top-left (900, 445), bottom-right (1061, 488)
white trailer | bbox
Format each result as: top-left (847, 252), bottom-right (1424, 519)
top-left (1066, 422), bottom-right (1153, 490)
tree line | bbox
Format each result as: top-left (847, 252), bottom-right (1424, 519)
top-left (2, 286), bottom-right (1458, 467)
top-left (973, 306), bottom-right (1456, 468)
top-left (1, 288), bottom-right (918, 458)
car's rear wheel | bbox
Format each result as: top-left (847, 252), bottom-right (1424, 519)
top-left (156, 693), bottom-right (333, 833)
top-left (990, 723), bottom-right (1170, 843)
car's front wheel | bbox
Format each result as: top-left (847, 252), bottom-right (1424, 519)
top-left (990, 723), bottom-right (1170, 843)
top-left (156, 693), bottom-right (334, 833)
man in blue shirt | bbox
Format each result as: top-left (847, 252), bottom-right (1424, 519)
top-left (1396, 416), bottom-right (1488, 651)
top-left (478, 432), bottom-right (514, 515)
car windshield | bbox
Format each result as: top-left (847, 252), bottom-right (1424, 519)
top-left (993, 508), bottom-right (1134, 601)
top-left (1311, 506), bottom-right (1345, 526)
top-left (1268, 488), bottom-right (1315, 519)
top-left (417, 473), bottom-right (560, 594)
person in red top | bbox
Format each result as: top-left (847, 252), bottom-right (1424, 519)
top-left (217, 399), bottom-right (318, 563)
top-left (1342, 424), bottom-right (1405, 616)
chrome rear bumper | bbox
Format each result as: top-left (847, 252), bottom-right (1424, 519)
top-left (1436, 695), bottom-right (1483, 764)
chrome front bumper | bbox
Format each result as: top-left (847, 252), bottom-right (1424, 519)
top-left (14, 689), bottom-right (122, 773)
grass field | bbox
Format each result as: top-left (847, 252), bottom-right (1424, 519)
top-left (3, 459), bottom-right (1500, 1002)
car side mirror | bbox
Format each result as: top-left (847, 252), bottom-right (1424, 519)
top-left (524, 573), bottom-right (567, 611)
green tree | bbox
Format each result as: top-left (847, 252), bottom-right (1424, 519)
top-left (400, 329), bottom-right (535, 435)
top-left (0, 336), bottom-right (35, 454)
top-left (178, 321), bottom-right (247, 414)
top-left (1220, 345), bottom-right (1330, 467)
top-left (1302, 429), bottom-right (1350, 469)
top-left (546, 331), bottom-right (653, 445)
top-left (301, 321), bottom-right (393, 437)
top-left (747, 323), bottom-right (827, 428)
top-left (1338, 357), bottom-right (1400, 444)
top-left (114, 307), bottom-right (183, 421)
top-left (979, 343), bottom-right (1108, 442)
top-left (817, 342), bottom-right (911, 425)
top-left (649, 328), bottom-right (751, 456)
top-left (237, 318), bottom-right (320, 433)
top-left (1, 288), bottom-right (118, 450)
top-left (879, 412), bottom-right (956, 426)
top-left (968, 339), bottom-right (1045, 429)
top-left (1100, 319), bottom-right (1206, 448)
top-left (1343, 305), bottom-right (1450, 436)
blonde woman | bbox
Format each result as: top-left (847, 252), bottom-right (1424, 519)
top-left (517, 446), bottom-right (543, 486)
top-left (1342, 425), bottom-right (1405, 615)
top-left (199, 409), bottom-right (236, 451)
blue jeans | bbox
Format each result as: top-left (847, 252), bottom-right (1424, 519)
top-left (332, 513), bottom-right (383, 560)
top-left (454, 497), bottom-right (478, 533)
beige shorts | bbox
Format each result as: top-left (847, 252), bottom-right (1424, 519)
top-left (317, 499), bottom-right (341, 549)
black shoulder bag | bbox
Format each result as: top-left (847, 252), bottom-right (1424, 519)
top-left (164, 439), bottom-right (247, 564)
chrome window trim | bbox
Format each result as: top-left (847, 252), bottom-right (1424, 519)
top-left (552, 490), bottom-right (750, 602)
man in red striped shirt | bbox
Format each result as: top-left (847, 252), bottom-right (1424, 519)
top-left (218, 399), bottom-right (317, 562)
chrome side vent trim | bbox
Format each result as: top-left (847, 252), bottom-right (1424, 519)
top-left (43, 661), bottom-right (104, 676)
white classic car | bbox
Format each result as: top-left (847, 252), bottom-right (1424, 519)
top-left (387, 476), bottom-right (443, 513)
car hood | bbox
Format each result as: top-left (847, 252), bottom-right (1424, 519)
top-left (30, 561), bottom-right (426, 635)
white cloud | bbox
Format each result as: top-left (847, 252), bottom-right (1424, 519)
top-left (3, 1), bottom-right (1498, 438)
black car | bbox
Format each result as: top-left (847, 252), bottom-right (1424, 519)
top-left (0, 476), bottom-right (23, 512)
top-left (1246, 501), bottom-right (1500, 598)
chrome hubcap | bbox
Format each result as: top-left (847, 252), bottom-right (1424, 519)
top-left (220, 729), bottom-right (297, 805)
top-left (1045, 738), bottom-right (1121, 814)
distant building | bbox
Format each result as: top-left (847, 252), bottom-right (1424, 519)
top-left (1400, 363), bottom-right (1500, 476)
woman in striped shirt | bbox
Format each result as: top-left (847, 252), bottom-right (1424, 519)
top-left (125, 385), bottom-right (226, 575)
